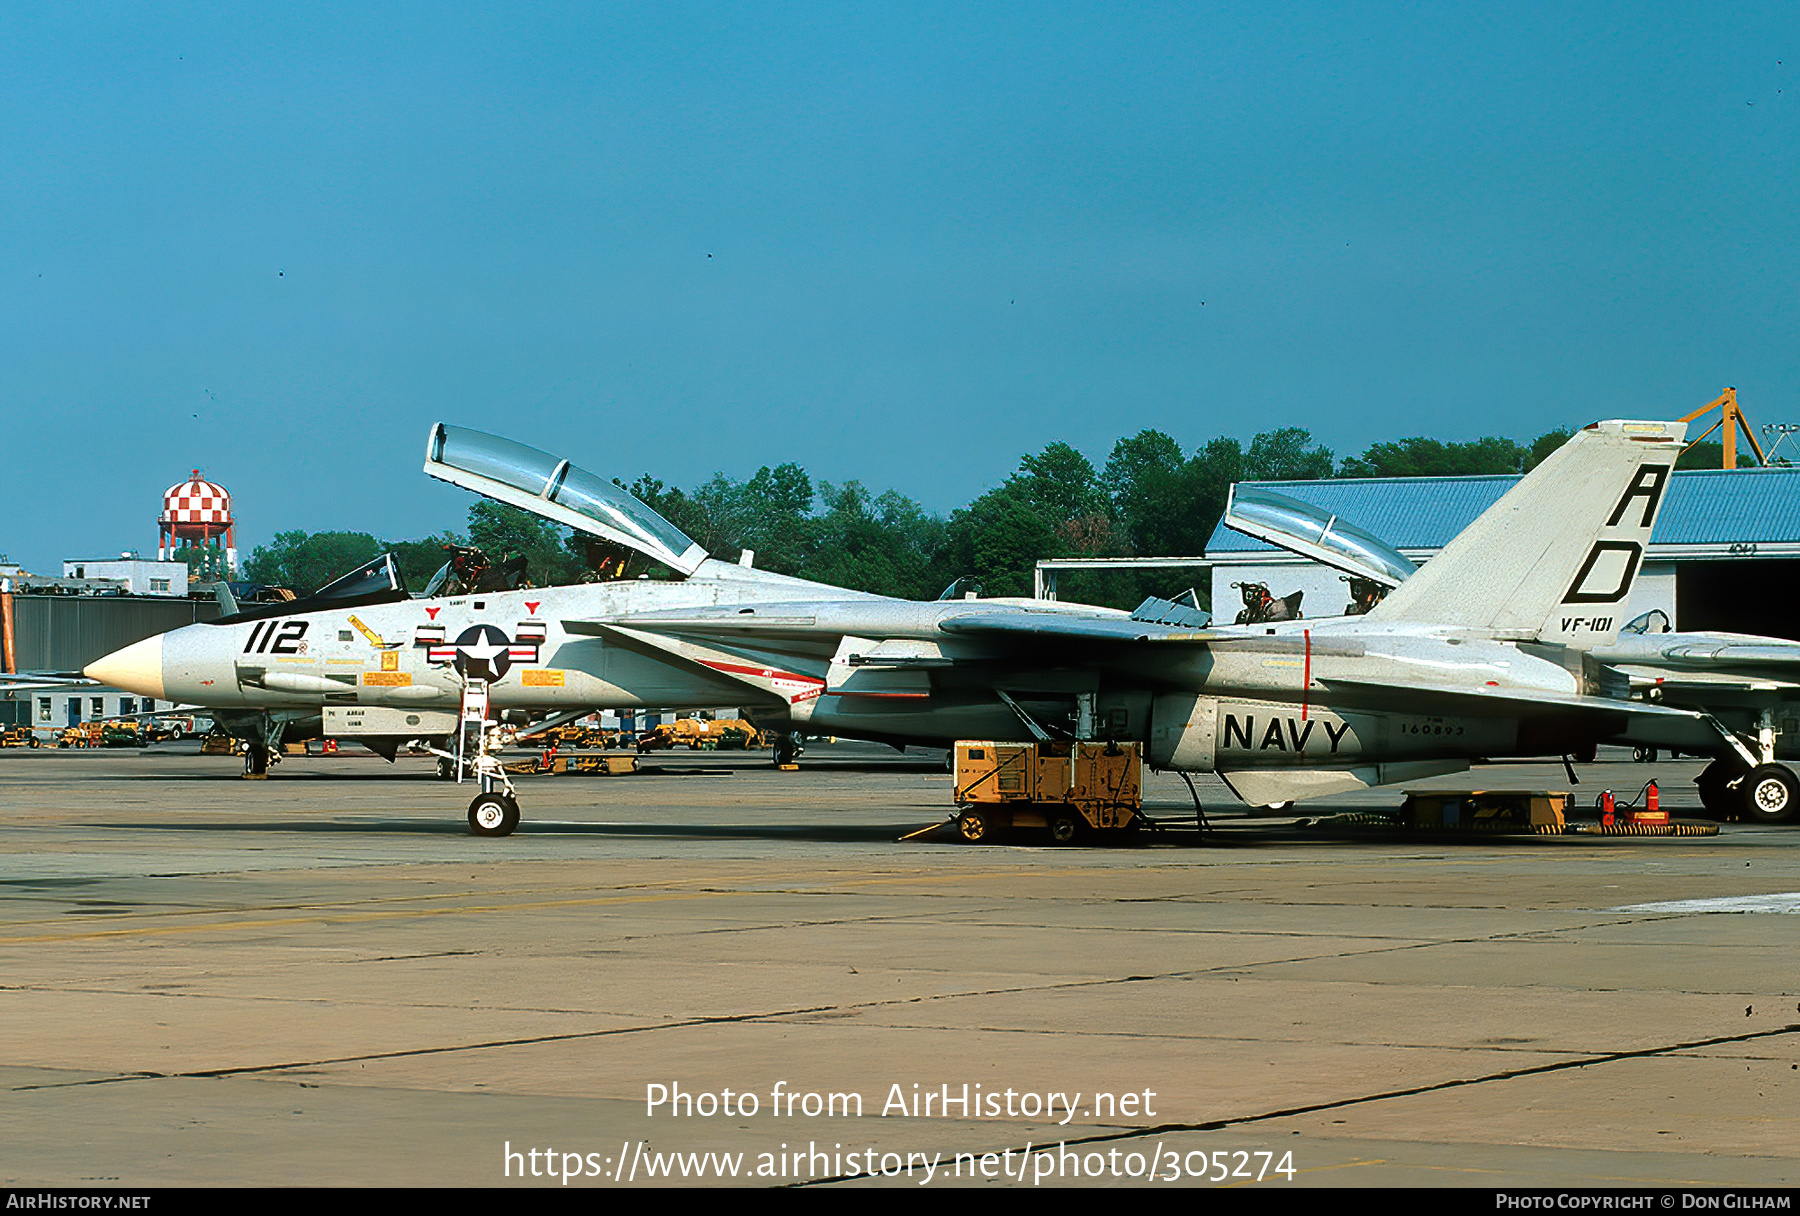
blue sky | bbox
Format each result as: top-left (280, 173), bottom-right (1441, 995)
top-left (2, 3), bottom-right (1794, 572)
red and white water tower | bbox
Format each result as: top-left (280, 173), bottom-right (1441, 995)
top-left (158, 470), bottom-right (237, 579)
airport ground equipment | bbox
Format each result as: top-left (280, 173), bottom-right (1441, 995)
top-left (55, 720), bottom-right (145, 748)
top-left (952, 740), bottom-right (1143, 844)
top-left (1400, 789), bottom-right (1572, 833)
top-left (636, 717), bottom-right (762, 751)
top-left (1309, 783), bottom-right (1717, 838)
top-left (0, 725), bottom-right (41, 748)
top-left (503, 752), bottom-right (638, 776)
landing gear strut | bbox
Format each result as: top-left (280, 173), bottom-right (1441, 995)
top-left (773, 733), bottom-right (805, 767)
top-left (429, 678), bottom-right (522, 837)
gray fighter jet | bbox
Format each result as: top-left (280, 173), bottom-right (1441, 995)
top-left (88, 418), bottom-right (1755, 836)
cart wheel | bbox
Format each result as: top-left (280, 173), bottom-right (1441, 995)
top-left (1048, 809), bottom-right (1080, 845)
top-left (956, 808), bottom-right (1003, 844)
top-left (468, 793), bottom-right (520, 837)
top-left (1742, 764), bottom-right (1799, 825)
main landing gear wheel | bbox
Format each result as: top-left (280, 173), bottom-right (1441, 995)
top-left (956, 808), bottom-right (1003, 845)
top-left (1742, 764), bottom-right (1799, 825)
top-left (468, 792), bottom-right (520, 837)
top-left (242, 743), bottom-right (271, 779)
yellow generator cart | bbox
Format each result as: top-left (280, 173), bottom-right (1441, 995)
top-left (952, 740), bottom-right (1143, 844)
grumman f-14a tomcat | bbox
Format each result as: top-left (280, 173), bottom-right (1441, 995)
top-left (87, 418), bottom-right (1754, 836)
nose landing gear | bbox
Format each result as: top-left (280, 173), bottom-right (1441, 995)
top-left (429, 677), bottom-right (523, 837)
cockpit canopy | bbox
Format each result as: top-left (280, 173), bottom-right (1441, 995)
top-left (423, 424), bottom-right (709, 576)
top-left (1222, 484), bottom-right (1417, 588)
top-left (213, 553), bottom-right (409, 624)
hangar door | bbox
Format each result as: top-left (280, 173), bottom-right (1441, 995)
top-left (1676, 559), bottom-right (1800, 642)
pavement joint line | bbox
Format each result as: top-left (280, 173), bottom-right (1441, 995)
top-left (788, 1023), bottom-right (1800, 1188)
top-left (0, 866), bottom-right (1077, 939)
top-left (1, 970), bottom-right (1290, 1089)
top-left (28, 964), bottom-right (1788, 1090)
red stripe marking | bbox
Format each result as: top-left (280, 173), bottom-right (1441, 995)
top-left (699, 660), bottom-right (824, 687)
top-left (1302, 629), bottom-right (1311, 721)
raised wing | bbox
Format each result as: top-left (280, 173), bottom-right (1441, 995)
top-left (423, 423), bottom-right (709, 575)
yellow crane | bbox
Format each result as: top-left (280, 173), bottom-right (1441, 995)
top-left (1678, 387), bottom-right (1766, 469)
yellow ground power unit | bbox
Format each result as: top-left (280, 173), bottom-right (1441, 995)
top-left (952, 740), bottom-right (1143, 844)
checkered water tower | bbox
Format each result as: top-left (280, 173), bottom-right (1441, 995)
top-left (158, 470), bottom-right (237, 580)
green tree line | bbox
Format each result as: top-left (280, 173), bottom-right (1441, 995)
top-left (247, 423), bottom-right (1739, 607)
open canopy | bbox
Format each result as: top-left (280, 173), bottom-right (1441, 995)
top-left (212, 553), bottom-right (409, 624)
top-left (1223, 483), bottom-right (1417, 588)
top-left (423, 424), bottom-right (709, 576)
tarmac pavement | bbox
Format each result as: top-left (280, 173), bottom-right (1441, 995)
top-left (0, 741), bottom-right (1794, 1188)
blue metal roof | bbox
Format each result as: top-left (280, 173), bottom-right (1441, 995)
top-left (1207, 466), bottom-right (1800, 555)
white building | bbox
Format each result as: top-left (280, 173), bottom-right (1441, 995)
top-left (61, 557), bottom-right (189, 596)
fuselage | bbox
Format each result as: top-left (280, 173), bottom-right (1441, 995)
top-left (89, 559), bottom-right (1593, 775)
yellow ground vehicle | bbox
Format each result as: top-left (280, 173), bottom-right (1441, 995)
top-left (636, 717), bottom-right (763, 751)
top-left (952, 740), bottom-right (1143, 844)
top-left (1, 726), bottom-right (42, 748)
top-left (55, 720), bottom-right (146, 749)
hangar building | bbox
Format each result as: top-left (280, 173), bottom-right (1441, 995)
top-left (1206, 466), bottom-right (1800, 638)
top-left (0, 586), bottom-right (220, 729)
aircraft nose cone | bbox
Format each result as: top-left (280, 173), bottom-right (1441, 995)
top-left (85, 635), bottom-right (165, 699)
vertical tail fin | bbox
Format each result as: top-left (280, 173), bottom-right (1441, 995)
top-left (1364, 420), bottom-right (1684, 648)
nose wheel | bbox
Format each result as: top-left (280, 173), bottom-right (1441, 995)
top-left (468, 792), bottom-right (520, 837)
